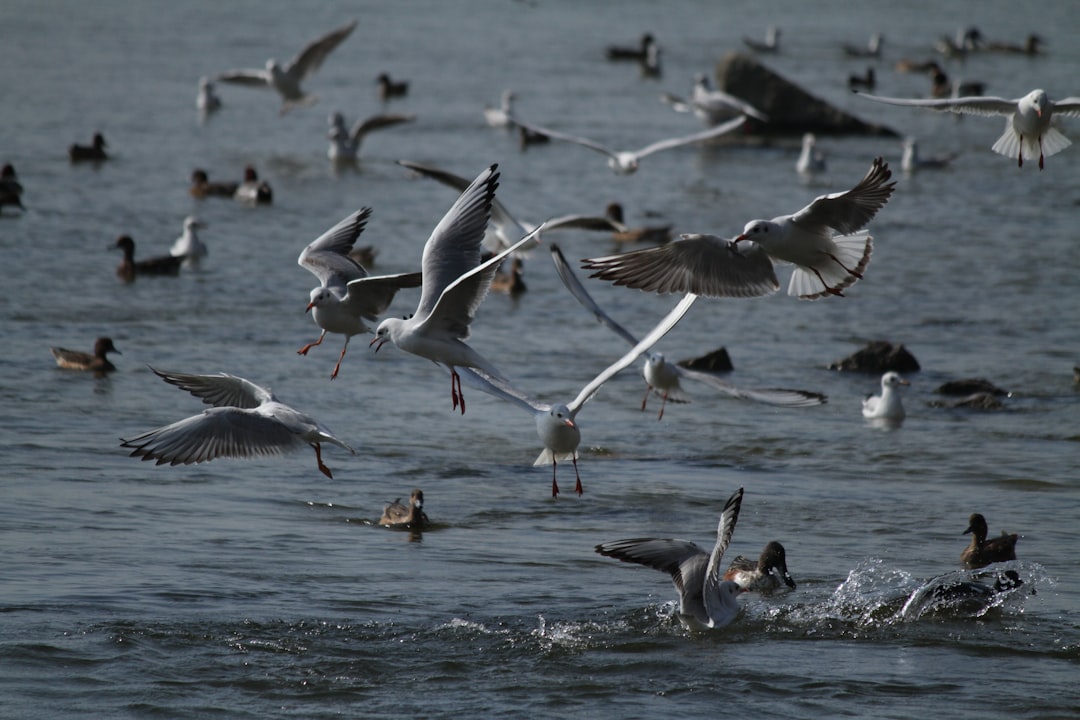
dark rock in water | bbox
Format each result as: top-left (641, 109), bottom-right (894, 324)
top-left (677, 346), bottom-right (734, 373)
top-left (829, 341), bottom-right (920, 373)
top-left (714, 52), bottom-right (899, 137)
top-left (935, 378), bottom-right (1010, 397)
top-left (929, 392), bottom-right (1005, 411)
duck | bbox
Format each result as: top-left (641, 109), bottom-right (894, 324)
top-left (0, 163), bottom-right (24, 214)
top-left (604, 202), bottom-right (672, 245)
top-left (113, 235), bottom-right (185, 282)
top-left (489, 256), bottom-right (527, 296)
top-left (170, 216), bottom-right (208, 269)
top-left (847, 66), bottom-right (876, 92)
top-left (842, 32), bottom-right (883, 58)
top-left (379, 489), bottom-right (428, 528)
top-left (961, 513), bottom-right (1019, 569)
top-left (862, 371), bottom-right (909, 421)
top-left (985, 33), bottom-right (1043, 55)
top-left (375, 72), bottom-right (409, 101)
top-left (724, 541), bottom-right (797, 592)
top-left (233, 166), bottom-right (273, 205)
top-left (605, 32), bottom-right (655, 62)
top-left (930, 65), bottom-right (986, 99)
top-left (189, 169), bottom-right (239, 198)
top-left (517, 125), bottom-right (550, 150)
top-left (795, 132), bottom-right (827, 175)
top-left (50, 337), bottom-right (121, 373)
top-left (69, 132), bottom-right (107, 162)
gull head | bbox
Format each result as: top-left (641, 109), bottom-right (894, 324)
top-left (610, 154), bottom-right (640, 174)
top-left (1025, 89), bottom-right (1049, 117)
top-left (537, 404), bottom-right (581, 455)
top-left (734, 219), bottom-right (776, 247)
top-left (183, 216), bottom-right (206, 232)
top-left (307, 287), bottom-right (333, 312)
top-left (370, 318), bottom-right (400, 352)
top-left (882, 371), bottom-right (909, 390)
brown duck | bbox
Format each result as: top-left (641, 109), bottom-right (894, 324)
top-left (961, 512), bottom-right (1019, 568)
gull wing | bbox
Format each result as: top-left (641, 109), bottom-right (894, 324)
top-left (790, 156), bottom-right (895, 236)
top-left (120, 407), bottom-right (301, 465)
top-left (550, 244), bottom-right (639, 347)
top-left (679, 367), bottom-right (827, 407)
top-left (853, 90), bottom-right (1018, 118)
top-left (298, 207), bottom-right (372, 286)
top-left (351, 113), bottom-right (414, 144)
top-left (217, 69), bottom-right (272, 88)
top-left (148, 367), bottom-right (272, 408)
top-left (513, 118), bottom-right (619, 161)
top-left (703, 487), bottom-right (744, 603)
top-left (633, 114), bottom-right (747, 158)
top-left (1051, 98), bottom-right (1080, 118)
top-left (284, 19), bottom-right (358, 80)
top-left (595, 538), bottom-right (707, 597)
top-left (343, 272), bottom-right (423, 322)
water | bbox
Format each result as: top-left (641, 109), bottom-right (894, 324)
top-left (2, 0), bottom-right (1079, 717)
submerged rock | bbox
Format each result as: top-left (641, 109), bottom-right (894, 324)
top-left (935, 378), bottom-right (1010, 397)
top-left (829, 341), bottom-right (920, 373)
top-left (929, 392), bottom-right (1005, 411)
top-left (714, 52), bottom-right (899, 137)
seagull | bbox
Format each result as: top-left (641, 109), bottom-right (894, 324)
top-left (795, 132), bottom-right (827, 175)
top-left (901, 136), bottom-right (956, 173)
top-left (397, 159), bottom-right (623, 254)
top-left (595, 487), bottom-right (746, 629)
top-left (744, 26), bottom-right (780, 53)
top-left (327, 111), bottom-right (414, 163)
top-left (457, 292), bottom-right (697, 496)
top-left (483, 89), bottom-right (517, 128)
top-left (120, 368), bottom-right (355, 478)
top-left (511, 114), bottom-right (748, 174)
top-left (550, 244), bottom-right (825, 419)
top-left (370, 165), bottom-right (543, 415)
top-left (661, 74), bottom-right (768, 126)
top-left (51, 337), bottom-right (121, 374)
top-left (862, 371), bottom-right (909, 421)
top-left (724, 541), bottom-right (797, 592)
top-left (842, 32), bottom-right (884, 58)
top-left (584, 157), bottom-right (895, 300)
top-left (196, 76), bottom-right (221, 114)
top-left (961, 512), bottom-right (1019, 569)
top-left (854, 88), bottom-right (1080, 169)
top-left (0, 163), bottom-right (24, 214)
top-left (170, 216), bottom-right (208, 269)
top-left (217, 19), bottom-right (357, 114)
top-left (379, 489), bottom-right (429, 528)
top-left (297, 207), bottom-right (422, 379)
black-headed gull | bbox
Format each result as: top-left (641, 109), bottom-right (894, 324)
top-left (862, 371), bottom-right (909, 421)
top-left (511, 114), bottom-right (748, 175)
top-left (113, 235), bottom-right (184, 283)
top-left (960, 513), bottom-right (1019, 569)
top-left (196, 76), bottom-right (221, 114)
top-left (217, 19), bottom-right (357, 114)
top-left (551, 244), bottom-right (825, 419)
top-left (457, 292), bottom-right (697, 496)
top-left (50, 337), bottom-right (120, 374)
top-left (795, 132), bottom-right (827, 175)
top-left (326, 111), bottom-right (414, 163)
top-left (69, 133), bottom-right (107, 162)
top-left (297, 207), bottom-right (422, 379)
top-left (595, 487), bottom-right (746, 629)
top-left (901, 137), bottom-right (956, 173)
top-left (483, 89), bottom-right (517, 128)
top-left (370, 165), bottom-right (543, 415)
top-left (854, 88), bottom-right (1080, 169)
top-left (724, 541), bottom-right (797, 593)
top-left (397, 159), bottom-right (622, 253)
top-left (120, 368), bottom-right (355, 478)
top-left (663, 73), bottom-right (768, 125)
top-left (170, 216), bottom-right (208, 270)
top-left (0, 163), bottom-right (23, 214)
top-left (379, 489), bottom-right (428, 528)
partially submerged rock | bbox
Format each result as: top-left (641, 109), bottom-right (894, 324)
top-left (935, 378), bottom-right (1010, 397)
top-left (677, 346), bottom-right (734, 373)
top-left (714, 52), bottom-right (899, 137)
top-left (929, 392), bottom-right (1005, 411)
top-left (829, 341), bottom-right (920, 373)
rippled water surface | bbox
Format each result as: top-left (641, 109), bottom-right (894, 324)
top-left (2, 1), bottom-right (1079, 717)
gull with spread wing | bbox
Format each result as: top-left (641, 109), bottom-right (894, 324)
top-left (297, 207), bottom-right (422, 379)
top-left (854, 88), bottom-right (1080, 169)
top-left (512, 114), bottom-right (748, 174)
top-left (120, 368), bottom-right (354, 478)
top-left (327, 111), bottom-right (414, 163)
top-left (595, 487), bottom-right (746, 629)
top-left (583, 157), bottom-right (895, 300)
top-left (370, 165), bottom-right (543, 415)
top-left (217, 19), bottom-right (357, 114)
top-left (550, 244), bottom-right (825, 419)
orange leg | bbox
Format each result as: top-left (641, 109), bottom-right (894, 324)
top-left (450, 368), bottom-right (466, 414)
top-left (313, 444), bottom-right (333, 479)
top-left (809, 266), bottom-right (845, 297)
top-left (657, 391), bottom-right (668, 421)
top-left (826, 252), bottom-right (863, 279)
top-left (572, 456), bottom-right (583, 496)
top-left (330, 337), bottom-right (350, 380)
top-left (551, 459), bottom-right (560, 497)
top-left (298, 330), bottom-right (326, 356)
top-left (641, 385), bottom-right (652, 412)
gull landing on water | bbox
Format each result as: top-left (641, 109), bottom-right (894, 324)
top-left (327, 111), bottom-right (414, 163)
top-left (862, 371), bottom-right (909, 422)
top-left (370, 165), bottom-right (544, 415)
top-left (854, 88), bottom-right (1080, 169)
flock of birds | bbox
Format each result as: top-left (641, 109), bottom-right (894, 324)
top-left (26, 17), bottom-right (1051, 629)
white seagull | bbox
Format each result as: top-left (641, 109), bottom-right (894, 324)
top-left (595, 487), bottom-right (746, 630)
top-left (397, 159), bottom-right (623, 253)
top-left (862, 371), bottom-right (909, 421)
top-left (854, 88), bottom-right (1080, 169)
top-left (458, 290), bottom-right (697, 497)
top-left (583, 157), bottom-right (895, 300)
top-left (297, 207), bottom-right (422, 379)
top-left (483, 89), bottom-right (517, 128)
top-left (196, 76), bottom-right (221, 114)
top-left (550, 244), bottom-right (825, 419)
top-left (327, 111), bottom-right (414, 163)
top-left (120, 368), bottom-right (355, 478)
top-left (170, 216), bottom-right (208, 270)
top-left (217, 19), bottom-right (357, 114)
top-left (795, 132), bottom-right (827, 175)
top-left (662, 73), bottom-right (768, 126)
top-left (370, 164), bottom-right (543, 415)
top-left (512, 114), bottom-right (748, 174)
top-left (744, 26), bottom-right (780, 53)
top-left (901, 136), bottom-right (956, 173)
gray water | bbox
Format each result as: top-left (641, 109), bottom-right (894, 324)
top-left (2, 0), bottom-right (1079, 717)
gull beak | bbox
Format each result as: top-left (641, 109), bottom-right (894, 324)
top-left (564, 418), bottom-right (576, 428)
top-left (370, 337), bottom-right (386, 352)
top-left (733, 233), bottom-right (748, 243)
top-left (305, 302), bottom-right (315, 313)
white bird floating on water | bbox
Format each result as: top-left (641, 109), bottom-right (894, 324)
top-left (584, 157), bottom-right (896, 300)
top-left (511, 114), bottom-right (748, 175)
top-left (370, 164), bottom-right (543, 415)
top-left (795, 132), bottom-right (827, 175)
top-left (120, 368), bottom-right (355, 478)
top-left (297, 207), bottom-right (422, 379)
top-left (483, 89), bottom-right (517, 128)
top-left (217, 19), bottom-right (357, 114)
top-left (196, 76), bottom-right (221, 114)
top-left (170, 216), bottom-right (208, 270)
top-left (862, 371), bottom-right (910, 422)
top-left (549, 244), bottom-right (826, 419)
top-left (854, 88), bottom-right (1080, 169)
top-left (595, 487), bottom-right (746, 629)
